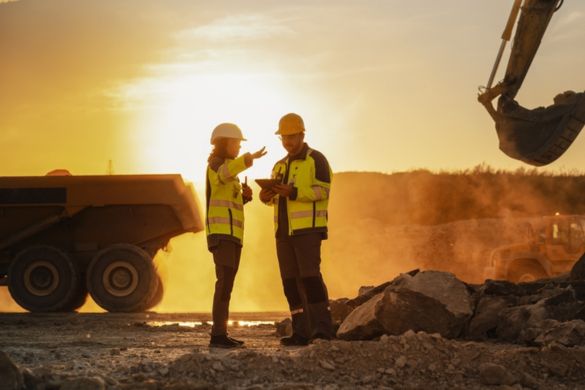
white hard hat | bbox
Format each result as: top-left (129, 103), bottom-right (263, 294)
top-left (210, 123), bottom-right (247, 144)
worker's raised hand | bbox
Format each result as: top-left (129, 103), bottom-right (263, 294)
top-left (251, 147), bottom-right (267, 160)
top-left (259, 188), bottom-right (276, 203)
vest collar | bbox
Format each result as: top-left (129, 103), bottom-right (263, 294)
top-left (285, 143), bottom-right (310, 163)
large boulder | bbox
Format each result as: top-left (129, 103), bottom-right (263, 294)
top-left (336, 293), bottom-right (386, 340)
top-left (337, 271), bottom-right (474, 340)
top-left (0, 351), bottom-right (23, 390)
top-left (391, 270), bottom-right (474, 319)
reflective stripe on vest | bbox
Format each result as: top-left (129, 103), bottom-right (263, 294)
top-left (209, 199), bottom-right (244, 211)
top-left (290, 210), bottom-right (327, 219)
top-left (207, 216), bottom-right (244, 229)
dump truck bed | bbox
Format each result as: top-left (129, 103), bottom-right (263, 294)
top-left (0, 174), bottom-right (203, 233)
top-left (1, 174), bottom-right (204, 270)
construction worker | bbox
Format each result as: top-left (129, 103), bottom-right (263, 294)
top-left (259, 113), bottom-right (334, 346)
top-left (206, 122), bottom-right (266, 348)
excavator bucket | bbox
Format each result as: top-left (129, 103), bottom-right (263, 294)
top-left (480, 0), bottom-right (585, 166)
top-left (495, 91), bottom-right (585, 166)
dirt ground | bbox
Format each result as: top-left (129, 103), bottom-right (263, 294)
top-left (2, 312), bottom-right (585, 389)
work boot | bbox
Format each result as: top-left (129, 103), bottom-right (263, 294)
top-left (307, 302), bottom-right (334, 340)
top-left (227, 336), bottom-right (244, 345)
top-left (291, 312), bottom-right (310, 340)
top-left (310, 332), bottom-right (333, 343)
top-left (209, 334), bottom-right (241, 349)
top-left (280, 333), bottom-right (309, 346)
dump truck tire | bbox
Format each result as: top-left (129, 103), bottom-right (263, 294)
top-left (87, 244), bottom-right (157, 312)
top-left (61, 281), bottom-right (88, 312)
top-left (508, 259), bottom-right (547, 283)
top-left (145, 274), bottom-right (164, 310)
top-left (8, 246), bottom-right (81, 312)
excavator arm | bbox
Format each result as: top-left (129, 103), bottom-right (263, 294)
top-left (479, 0), bottom-right (585, 166)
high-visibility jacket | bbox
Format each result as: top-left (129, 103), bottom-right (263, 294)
top-left (268, 144), bottom-right (332, 236)
top-left (206, 154), bottom-right (250, 246)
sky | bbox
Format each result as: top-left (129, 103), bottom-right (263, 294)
top-left (1, 1), bottom-right (585, 312)
top-left (2, 0), bottom-right (585, 184)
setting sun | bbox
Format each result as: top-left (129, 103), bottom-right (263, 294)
top-left (124, 69), bottom-right (310, 183)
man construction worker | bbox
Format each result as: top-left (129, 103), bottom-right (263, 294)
top-left (259, 113), bottom-right (334, 346)
top-left (206, 123), bottom-right (266, 348)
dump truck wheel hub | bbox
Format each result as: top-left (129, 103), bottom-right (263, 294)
top-left (23, 261), bottom-right (59, 297)
top-left (103, 261), bottom-right (139, 297)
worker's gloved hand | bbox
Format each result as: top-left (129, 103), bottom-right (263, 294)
top-left (259, 188), bottom-right (276, 203)
top-left (242, 183), bottom-right (253, 203)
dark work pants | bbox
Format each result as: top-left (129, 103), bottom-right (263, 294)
top-left (276, 233), bottom-right (333, 339)
top-left (210, 240), bottom-right (241, 336)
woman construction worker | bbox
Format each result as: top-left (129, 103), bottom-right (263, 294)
top-left (206, 123), bottom-right (266, 348)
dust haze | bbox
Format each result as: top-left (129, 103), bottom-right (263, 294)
top-left (2, 167), bottom-right (585, 312)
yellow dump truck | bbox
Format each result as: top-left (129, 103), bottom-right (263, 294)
top-left (485, 214), bottom-right (585, 283)
top-left (0, 174), bottom-right (203, 313)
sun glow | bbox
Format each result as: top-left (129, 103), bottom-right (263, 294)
top-left (128, 71), bottom-right (302, 183)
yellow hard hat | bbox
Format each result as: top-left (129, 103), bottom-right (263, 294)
top-left (275, 113), bottom-right (305, 135)
top-left (210, 123), bottom-right (247, 144)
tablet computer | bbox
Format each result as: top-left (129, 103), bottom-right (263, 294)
top-left (255, 179), bottom-right (280, 189)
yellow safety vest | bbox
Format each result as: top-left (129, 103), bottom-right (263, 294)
top-left (206, 155), bottom-right (248, 243)
top-left (269, 148), bottom-right (332, 236)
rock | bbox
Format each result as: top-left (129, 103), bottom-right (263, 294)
top-left (346, 282), bottom-right (392, 308)
top-left (391, 271), bottom-right (474, 319)
top-left (358, 286), bottom-right (375, 296)
top-left (479, 363), bottom-right (517, 386)
top-left (319, 360), bottom-right (335, 371)
top-left (336, 292), bottom-right (386, 340)
top-left (0, 351), bottom-right (23, 390)
top-left (21, 367), bottom-right (42, 390)
top-left (60, 376), bottom-right (106, 390)
top-left (496, 300), bottom-right (547, 342)
top-left (482, 279), bottom-right (544, 297)
top-left (467, 296), bottom-right (510, 340)
top-left (275, 318), bottom-right (292, 337)
top-left (534, 319), bottom-right (585, 347)
top-left (570, 253), bottom-right (585, 281)
top-left (329, 298), bottom-right (354, 323)
top-left (395, 356), bottom-right (407, 368)
top-left (338, 271), bottom-right (474, 340)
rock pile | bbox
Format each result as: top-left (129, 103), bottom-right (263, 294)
top-left (334, 269), bottom-right (585, 346)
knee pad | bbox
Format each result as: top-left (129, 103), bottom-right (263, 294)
top-left (282, 277), bottom-right (302, 308)
top-left (302, 276), bottom-right (328, 304)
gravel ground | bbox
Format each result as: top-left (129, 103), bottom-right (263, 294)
top-left (2, 312), bottom-right (585, 389)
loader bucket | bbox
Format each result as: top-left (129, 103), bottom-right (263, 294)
top-left (495, 91), bottom-right (585, 166)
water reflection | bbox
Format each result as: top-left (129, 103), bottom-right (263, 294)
top-left (148, 320), bottom-right (275, 328)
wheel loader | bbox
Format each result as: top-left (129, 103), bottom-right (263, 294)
top-left (0, 173), bottom-right (204, 313)
top-left (484, 214), bottom-right (585, 282)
